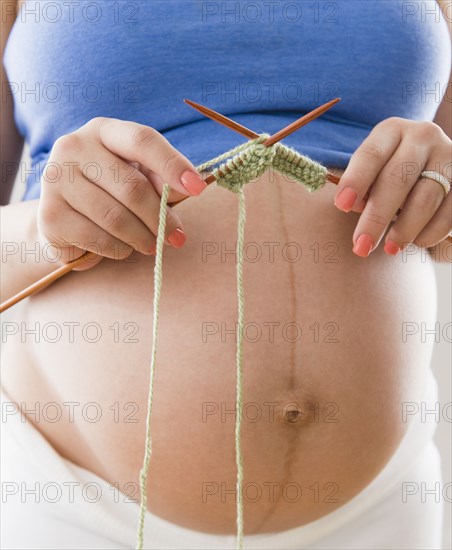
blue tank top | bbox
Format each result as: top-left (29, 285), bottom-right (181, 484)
top-left (3, 0), bottom-right (450, 201)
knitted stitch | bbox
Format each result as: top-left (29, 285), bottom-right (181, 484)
top-left (136, 137), bottom-right (328, 550)
top-left (203, 135), bottom-right (328, 194)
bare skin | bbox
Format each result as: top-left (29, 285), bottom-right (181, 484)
top-left (2, 171), bottom-right (437, 533)
top-left (1, 0), bottom-right (450, 537)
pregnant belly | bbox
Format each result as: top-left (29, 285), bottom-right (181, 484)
top-left (2, 170), bottom-right (437, 534)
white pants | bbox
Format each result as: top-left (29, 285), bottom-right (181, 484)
top-left (1, 373), bottom-right (444, 550)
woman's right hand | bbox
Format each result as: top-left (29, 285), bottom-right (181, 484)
top-left (37, 117), bottom-right (207, 270)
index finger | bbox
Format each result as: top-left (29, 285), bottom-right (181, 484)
top-left (334, 118), bottom-right (404, 213)
top-left (89, 118), bottom-right (206, 196)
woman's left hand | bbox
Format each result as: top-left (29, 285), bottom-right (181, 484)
top-left (334, 117), bottom-right (451, 257)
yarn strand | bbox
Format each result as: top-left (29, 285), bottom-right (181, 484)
top-left (136, 183), bottom-right (171, 550)
top-left (235, 189), bottom-right (246, 549)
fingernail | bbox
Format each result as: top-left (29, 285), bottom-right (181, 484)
top-left (180, 170), bottom-right (206, 196)
top-left (353, 234), bottom-right (374, 257)
top-left (167, 228), bottom-right (186, 248)
top-left (384, 240), bottom-right (401, 256)
top-left (335, 187), bottom-right (357, 212)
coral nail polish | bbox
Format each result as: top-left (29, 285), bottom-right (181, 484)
top-left (384, 240), bottom-right (401, 256)
top-left (180, 170), bottom-right (206, 195)
top-left (353, 234), bottom-right (374, 257)
top-left (335, 187), bottom-right (357, 212)
top-left (167, 228), bottom-right (186, 248)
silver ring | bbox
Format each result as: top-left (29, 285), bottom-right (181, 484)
top-left (420, 170), bottom-right (451, 197)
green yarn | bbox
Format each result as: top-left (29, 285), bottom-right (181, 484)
top-left (235, 188), bottom-right (246, 550)
top-left (136, 182), bottom-right (170, 550)
top-left (204, 134), bottom-right (328, 194)
top-left (136, 136), bottom-right (328, 550)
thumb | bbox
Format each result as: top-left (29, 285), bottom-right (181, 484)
top-left (68, 250), bottom-right (104, 272)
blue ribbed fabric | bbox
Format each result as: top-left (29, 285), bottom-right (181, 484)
top-left (3, 0), bottom-right (450, 200)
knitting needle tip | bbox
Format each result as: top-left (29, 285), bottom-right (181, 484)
top-left (263, 97), bottom-right (341, 146)
top-left (184, 99), bottom-right (259, 140)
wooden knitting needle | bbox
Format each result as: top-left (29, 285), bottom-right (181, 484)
top-left (168, 101), bottom-right (340, 209)
top-left (0, 252), bottom-right (97, 313)
top-left (264, 100), bottom-right (341, 148)
top-left (184, 100), bottom-right (258, 141)
top-left (184, 98), bottom-right (341, 150)
top-left (0, 101), bottom-right (341, 313)
top-left (182, 98), bottom-right (341, 188)
top-left (168, 98), bottom-right (342, 208)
